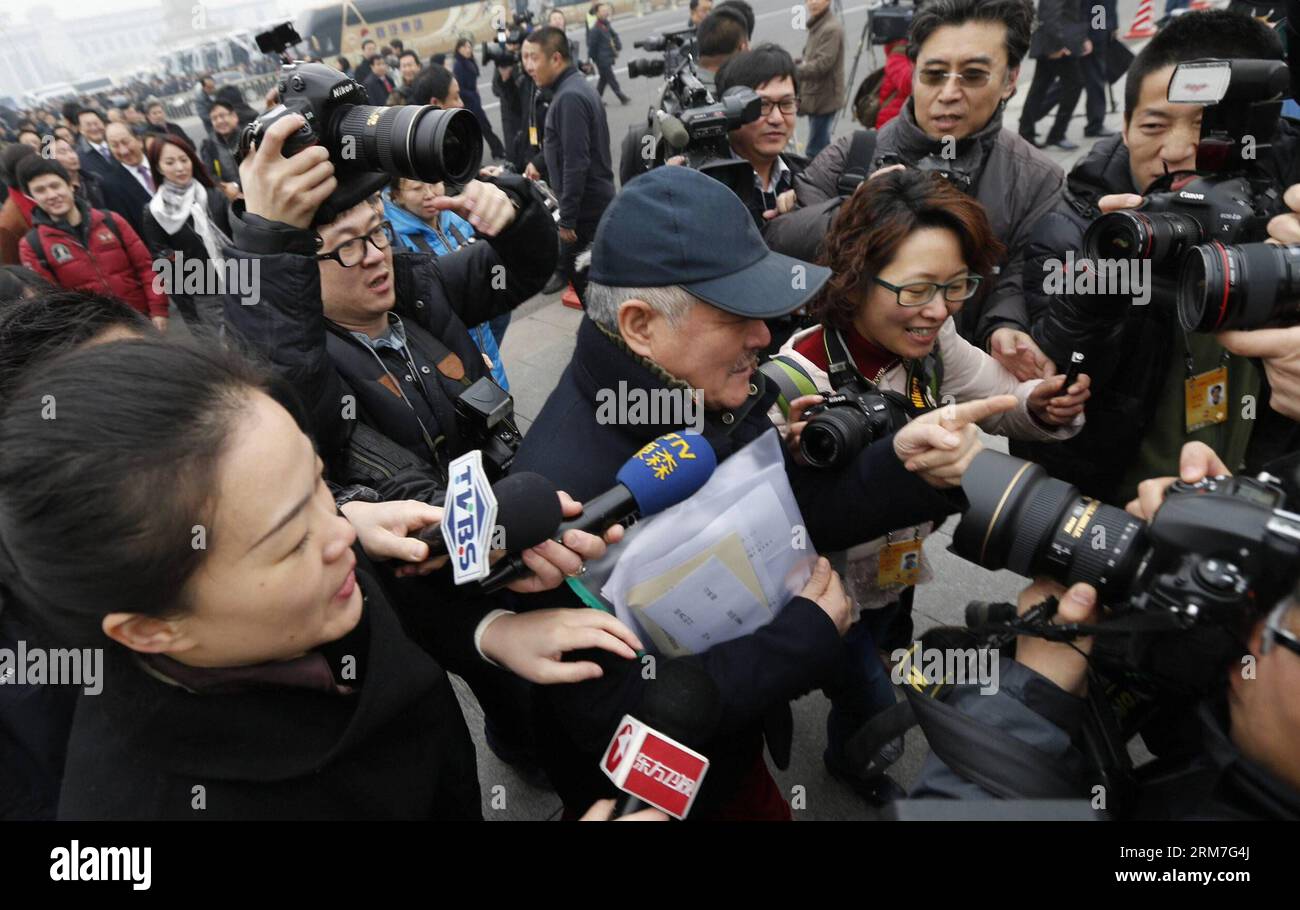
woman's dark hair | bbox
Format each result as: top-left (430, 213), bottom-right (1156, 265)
top-left (0, 290), bottom-right (151, 399)
top-left (716, 43), bottom-right (799, 96)
top-left (907, 0), bottom-right (1034, 69)
top-left (14, 156), bottom-right (70, 195)
top-left (0, 266), bottom-right (55, 306)
top-left (814, 169), bottom-right (1006, 331)
top-left (1123, 9), bottom-right (1282, 123)
top-left (409, 64), bottom-right (454, 105)
top-left (0, 339), bottom-right (305, 647)
top-left (336, 55), bottom-right (351, 72)
top-left (146, 132), bottom-right (214, 190)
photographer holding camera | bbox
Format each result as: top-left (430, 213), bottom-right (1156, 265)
top-left (764, 168), bottom-right (1088, 799)
top-left (908, 440), bottom-right (1300, 819)
top-left (1021, 10), bottom-right (1300, 509)
top-left (764, 0), bottom-right (1066, 384)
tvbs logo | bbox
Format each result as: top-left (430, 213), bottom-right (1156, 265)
top-left (442, 451), bottom-right (498, 584)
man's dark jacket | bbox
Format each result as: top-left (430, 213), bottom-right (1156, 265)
top-left (224, 173), bottom-right (556, 504)
top-left (544, 66), bottom-right (616, 228)
top-left (508, 317), bottom-right (960, 817)
top-left (910, 660), bottom-right (1300, 820)
top-left (1019, 128), bottom-right (1300, 501)
top-left (222, 174), bottom-right (556, 697)
top-left (364, 71), bottom-right (396, 105)
top-left (90, 158), bottom-right (152, 236)
top-left (588, 19), bottom-right (622, 65)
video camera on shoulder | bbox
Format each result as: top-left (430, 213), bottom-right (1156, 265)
top-left (239, 27), bottom-right (484, 225)
top-left (869, 0), bottom-right (915, 46)
top-left (625, 26), bottom-right (762, 196)
top-left (1083, 58), bottom-right (1300, 333)
top-left (482, 10), bottom-right (533, 66)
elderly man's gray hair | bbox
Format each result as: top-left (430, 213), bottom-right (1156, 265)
top-left (584, 281), bottom-right (697, 334)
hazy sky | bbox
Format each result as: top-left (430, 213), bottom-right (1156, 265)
top-left (10, 0), bottom-right (321, 25)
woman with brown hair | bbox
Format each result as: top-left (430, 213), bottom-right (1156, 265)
top-left (767, 168), bottom-right (1092, 800)
top-left (139, 134), bottom-right (232, 335)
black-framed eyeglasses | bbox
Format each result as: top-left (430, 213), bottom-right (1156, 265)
top-left (873, 274), bottom-right (982, 307)
top-left (1262, 598), bottom-right (1300, 660)
top-left (315, 221), bottom-right (394, 267)
top-left (759, 98), bottom-right (799, 117)
top-left (918, 68), bottom-right (994, 88)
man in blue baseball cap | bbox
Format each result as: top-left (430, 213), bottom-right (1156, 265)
top-left (509, 166), bottom-right (1005, 818)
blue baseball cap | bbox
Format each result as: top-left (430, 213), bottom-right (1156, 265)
top-left (588, 167), bottom-right (830, 319)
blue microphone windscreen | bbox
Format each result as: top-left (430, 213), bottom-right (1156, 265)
top-left (615, 431), bottom-right (718, 517)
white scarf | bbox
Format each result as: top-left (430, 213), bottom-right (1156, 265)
top-left (148, 179), bottom-right (230, 264)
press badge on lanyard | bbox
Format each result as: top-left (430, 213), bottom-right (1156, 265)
top-left (878, 531), bottom-right (924, 587)
top-left (1184, 348), bottom-right (1229, 433)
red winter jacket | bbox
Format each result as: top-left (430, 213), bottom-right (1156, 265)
top-left (19, 200), bottom-right (168, 318)
top-left (876, 41), bottom-right (913, 129)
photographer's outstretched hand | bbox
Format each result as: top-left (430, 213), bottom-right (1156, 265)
top-left (428, 179), bottom-right (518, 236)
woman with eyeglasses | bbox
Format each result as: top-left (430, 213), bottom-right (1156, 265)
top-left (767, 168), bottom-right (1091, 801)
top-left (381, 175), bottom-right (510, 390)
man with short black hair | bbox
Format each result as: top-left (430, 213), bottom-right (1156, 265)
top-left (354, 39), bottom-right (378, 85)
top-left (716, 45), bottom-right (807, 229)
top-left (1021, 8), bottom-right (1300, 508)
top-left (16, 157), bottom-right (168, 329)
top-left (525, 26), bottom-right (615, 295)
top-left (397, 49), bottom-right (422, 92)
top-left (365, 55), bottom-right (397, 104)
top-left (74, 109), bottom-right (112, 173)
top-left (689, 0), bottom-right (713, 27)
top-left (697, 7), bottom-right (751, 80)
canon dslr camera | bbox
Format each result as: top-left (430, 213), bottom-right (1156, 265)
top-left (1083, 58), bottom-right (1300, 333)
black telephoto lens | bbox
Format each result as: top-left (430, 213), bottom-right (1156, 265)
top-left (1177, 241), bottom-right (1300, 332)
top-left (334, 104), bottom-right (482, 185)
top-left (951, 451), bottom-right (1147, 601)
top-left (1084, 210), bottom-right (1203, 264)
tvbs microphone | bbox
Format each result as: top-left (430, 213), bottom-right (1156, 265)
top-left (479, 431), bottom-right (718, 592)
top-left (601, 658), bottom-right (721, 820)
top-left (416, 471), bottom-right (562, 558)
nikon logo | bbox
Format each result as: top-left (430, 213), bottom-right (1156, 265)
top-left (331, 84), bottom-right (352, 98)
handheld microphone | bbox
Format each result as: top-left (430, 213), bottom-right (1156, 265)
top-left (479, 431), bottom-right (718, 592)
top-left (655, 110), bottom-right (690, 152)
top-left (415, 471), bottom-right (562, 558)
top-left (602, 658), bottom-right (720, 819)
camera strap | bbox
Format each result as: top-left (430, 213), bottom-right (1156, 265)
top-left (824, 327), bottom-right (939, 418)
